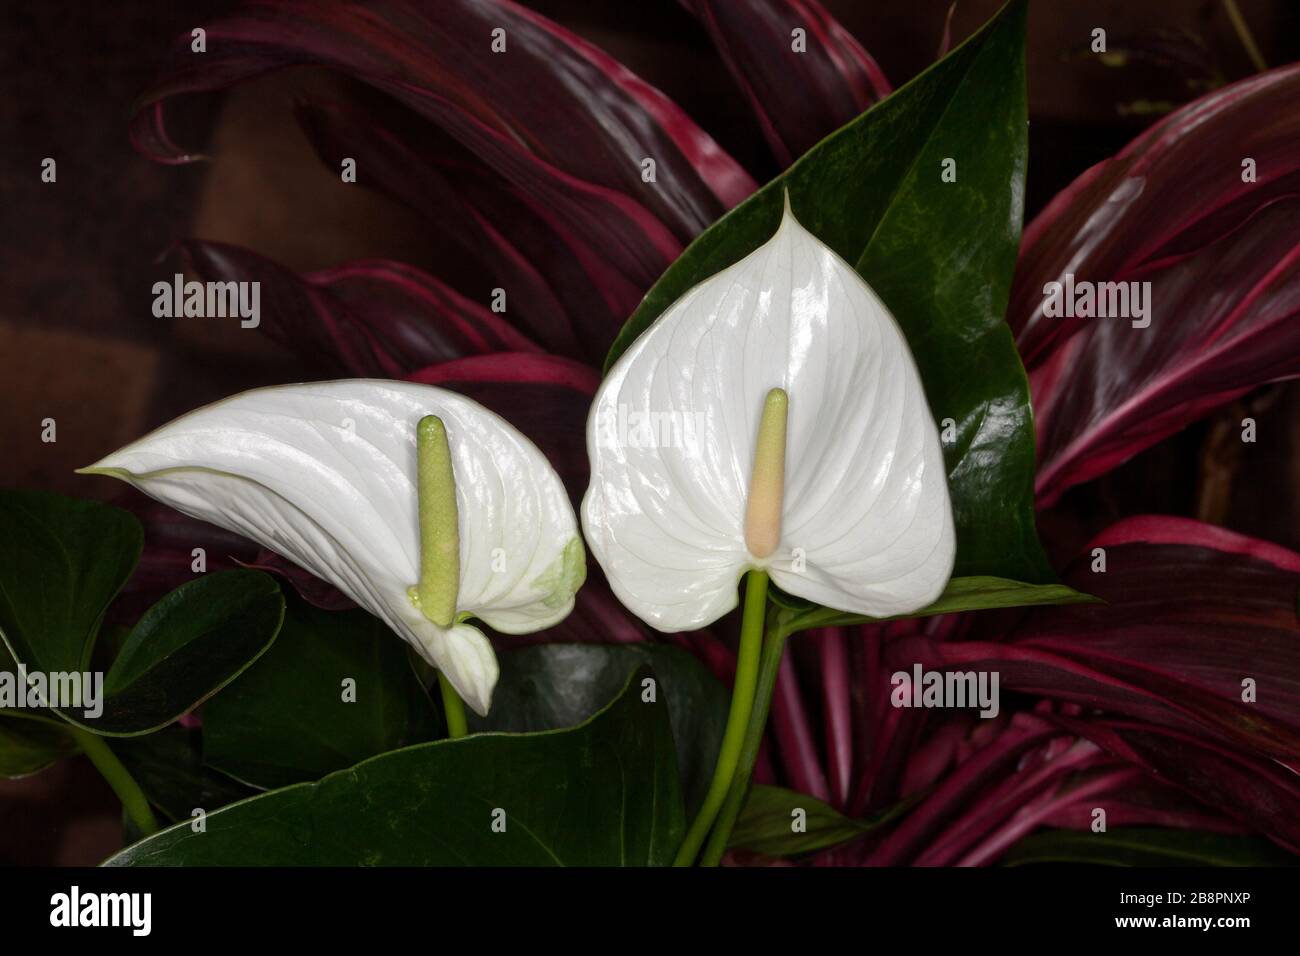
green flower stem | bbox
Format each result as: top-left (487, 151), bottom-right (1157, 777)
top-left (438, 670), bottom-right (469, 739)
top-left (70, 726), bottom-right (159, 837)
top-left (673, 569), bottom-right (769, 866)
top-left (698, 618), bottom-right (792, 866)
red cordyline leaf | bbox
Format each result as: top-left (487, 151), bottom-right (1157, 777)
top-left (178, 239), bottom-right (536, 377)
top-left (846, 709), bottom-right (1256, 865)
top-left (1053, 714), bottom-right (1300, 854)
top-left (292, 99), bottom-right (634, 363)
top-left (850, 515), bottom-right (1300, 857)
top-left (1009, 64), bottom-right (1300, 506)
top-left (902, 517), bottom-right (1300, 759)
top-left (131, 0), bottom-right (755, 307)
top-left (682, 0), bottom-right (890, 166)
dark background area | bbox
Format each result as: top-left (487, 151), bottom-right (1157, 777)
top-left (2, 0), bottom-right (1298, 864)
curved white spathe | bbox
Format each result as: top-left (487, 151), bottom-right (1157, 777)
top-left (81, 380), bottom-right (585, 715)
top-left (583, 198), bottom-right (955, 632)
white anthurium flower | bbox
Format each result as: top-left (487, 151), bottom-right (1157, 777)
top-left (80, 380), bottom-right (586, 716)
top-left (583, 195), bottom-right (955, 631)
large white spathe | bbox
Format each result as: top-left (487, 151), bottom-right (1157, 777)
top-left (81, 380), bottom-right (585, 715)
top-left (583, 198), bottom-right (955, 632)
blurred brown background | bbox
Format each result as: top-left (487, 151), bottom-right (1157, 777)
top-left (2, 0), bottom-right (1298, 864)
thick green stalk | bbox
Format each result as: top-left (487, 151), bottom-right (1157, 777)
top-left (698, 621), bottom-right (791, 866)
top-left (673, 569), bottom-right (769, 866)
top-left (438, 670), bottom-right (469, 739)
top-left (70, 726), bottom-right (159, 837)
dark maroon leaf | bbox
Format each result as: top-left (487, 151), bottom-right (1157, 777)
top-left (851, 708), bottom-right (1263, 864)
top-left (1055, 715), bottom-right (1300, 854)
top-left (178, 240), bottom-right (535, 376)
top-left (132, 0), bottom-right (756, 313)
top-left (293, 99), bottom-right (628, 363)
top-left (1032, 201), bottom-right (1300, 505)
top-left (1007, 64), bottom-right (1300, 505)
top-left (900, 517), bottom-right (1300, 761)
top-left (864, 712), bottom-right (1060, 864)
top-left (684, 0), bottom-right (890, 166)
top-left (771, 651), bottom-right (831, 802)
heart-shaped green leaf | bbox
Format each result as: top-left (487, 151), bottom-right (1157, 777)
top-left (90, 570), bottom-right (285, 734)
top-left (203, 597), bottom-right (439, 789)
top-left (1003, 827), bottom-right (1299, 867)
top-left (107, 666), bottom-right (683, 866)
top-left (605, 0), bottom-right (1048, 584)
top-left (470, 643), bottom-right (726, 816)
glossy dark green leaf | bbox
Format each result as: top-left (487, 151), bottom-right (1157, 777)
top-left (85, 570), bottom-right (285, 735)
top-left (0, 714), bottom-right (78, 778)
top-left (776, 576), bottom-right (1099, 637)
top-left (605, 0), bottom-right (1048, 584)
top-left (110, 728), bottom-right (254, 822)
top-left (729, 785), bottom-right (902, 858)
top-left (469, 643), bottom-right (726, 816)
top-left (0, 492), bottom-right (286, 735)
top-left (108, 666), bottom-right (683, 866)
top-left (203, 597), bottom-right (439, 789)
top-left (1003, 828), bottom-right (1299, 867)
top-left (0, 490), bottom-right (142, 675)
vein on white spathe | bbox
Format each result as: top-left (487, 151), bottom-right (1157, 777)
top-left (582, 197), bottom-right (956, 632)
top-left (81, 380), bottom-right (585, 716)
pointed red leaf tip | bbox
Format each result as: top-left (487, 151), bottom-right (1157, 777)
top-left (1008, 64), bottom-right (1300, 506)
top-left (130, 0), bottom-right (756, 304)
top-left (684, 0), bottom-right (890, 167)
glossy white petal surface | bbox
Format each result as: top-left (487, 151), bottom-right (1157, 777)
top-left (583, 202), bottom-right (955, 631)
top-left (82, 380), bottom-right (584, 715)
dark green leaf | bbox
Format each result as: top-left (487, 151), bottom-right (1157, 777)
top-left (1003, 827), bottom-right (1300, 867)
top-left (779, 576), bottom-right (1099, 637)
top-left (110, 728), bottom-right (254, 822)
top-left (203, 597), bottom-right (439, 789)
top-left (0, 492), bottom-right (286, 735)
top-left (0, 714), bottom-right (78, 778)
top-left (107, 666), bottom-right (683, 866)
top-left (0, 490), bottom-right (142, 675)
top-left (86, 570), bottom-right (285, 735)
top-left (605, 0), bottom-right (1048, 584)
top-left (469, 643), bottom-right (726, 816)
top-left (729, 785), bottom-right (906, 858)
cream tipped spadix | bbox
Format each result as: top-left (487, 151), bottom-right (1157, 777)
top-left (409, 415), bottom-right (460, 629)
top-left (582, 196), bottom-right (956, 632)
top-left (743, 388), bottom-right (788, 560)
